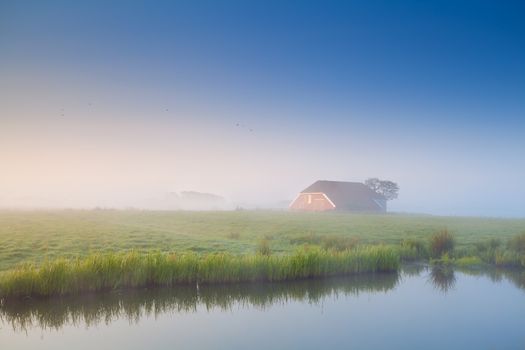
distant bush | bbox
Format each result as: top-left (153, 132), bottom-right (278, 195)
top-left (429, 229), bottom-right (455, 258)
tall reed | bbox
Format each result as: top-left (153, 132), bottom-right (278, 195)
top-left (0, 246), bottom-right (399, 299)
top-left (429, 229), bottom-right (455, 258)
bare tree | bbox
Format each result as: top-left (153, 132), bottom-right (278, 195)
top-left (365, 178), bottom-right (399, 200)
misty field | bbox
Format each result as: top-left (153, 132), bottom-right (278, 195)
top-left (1, 210), bottom-right (525, 272)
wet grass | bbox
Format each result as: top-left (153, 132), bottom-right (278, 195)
top-left (1, 210), bottom-right (525, 272)
top-left (0, 246), bottom-right (399, 299)
top-left (290, 234), bottom-right (360, 251)
top-left (0, 210), bottom-right (524, 296)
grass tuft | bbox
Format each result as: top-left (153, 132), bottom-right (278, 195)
top-left (429, 229), bottom-right (455, 258)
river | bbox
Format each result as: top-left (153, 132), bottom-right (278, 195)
top-left (1, 266), bottom-right (524, 349)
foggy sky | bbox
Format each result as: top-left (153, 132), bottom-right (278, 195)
top-left (1, 1), bottom-right (524, 216)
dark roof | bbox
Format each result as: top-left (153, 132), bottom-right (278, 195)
top-left (301, 180), bottom-right (385, 211)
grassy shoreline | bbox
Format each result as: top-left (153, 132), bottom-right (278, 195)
top-left (2, 210), bottom-right (525, 272)
top-left (397, 230), bottom-right (525, 269)
top-left (0, 246), bottom-right (399, 299)
top-left (1, 211), bottom-right (524, 299)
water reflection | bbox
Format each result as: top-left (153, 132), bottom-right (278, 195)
top-left (426, 265), bottom-right (525, 295)
top-left (428, 266), bottom-right (457, 293)
top-left (400, 263), bottom-right (426, 277)
top-left (0, 273), bottom-right (399, 332)
top-left (457, 267), bottom-right (525, 291)
top-left (2, 268), bottom-right (524, 333)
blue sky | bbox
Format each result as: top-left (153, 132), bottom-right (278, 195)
top-left (1, 0), bottom-right (524, 216)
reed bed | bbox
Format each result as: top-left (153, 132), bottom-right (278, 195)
top-left (0, 246), bottom-right (399, 299)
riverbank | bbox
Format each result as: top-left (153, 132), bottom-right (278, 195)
top-left (1, 211), bottom-right (524, 299)
top-left (0, 246), bottom-right (399, 299)
top-left (1, 264), bottom-right (523, 350)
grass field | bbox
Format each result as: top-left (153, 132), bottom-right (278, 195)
top-left (1, 210), bottom-right (525, 272)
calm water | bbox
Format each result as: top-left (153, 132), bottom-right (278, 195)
top-left (1, 267), bottom-right (524, 350)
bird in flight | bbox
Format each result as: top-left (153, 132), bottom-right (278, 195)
top-left (236, 123), bottom-right (254, 132)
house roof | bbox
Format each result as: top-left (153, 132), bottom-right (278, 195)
top-left (300, 180), bottom-right (385, 211)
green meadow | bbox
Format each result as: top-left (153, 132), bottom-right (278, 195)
top-left (1, 210), bottom-right (524, 298)
top-left (1, 210), bottom-right (525, 272)
top-left (0, 210), bottom-right (525, 271)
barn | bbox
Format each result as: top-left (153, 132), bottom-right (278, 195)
top-left (289, 180), bottom-right (387, 212)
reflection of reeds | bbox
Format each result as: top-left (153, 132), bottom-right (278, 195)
top-left (457, 267), bottom-right (525, 292)
top-left (504, 270), bottom-right (525, 290)
top-left (419, 263), bottom-right (525, 295)
top-left (0, 273), bottom-right (399, 332)
top-left (400, 263), bottom-right (426, 277)
top-left (0, 246), bottom-right (399, 299)
top-left (428, 266), bottom-right (456, 293)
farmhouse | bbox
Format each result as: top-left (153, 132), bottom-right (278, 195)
top-left (289, 180), bottom-right (387, 212)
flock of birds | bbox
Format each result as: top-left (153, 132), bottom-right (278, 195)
top-left (59, 104), bottom-right (255, 132)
